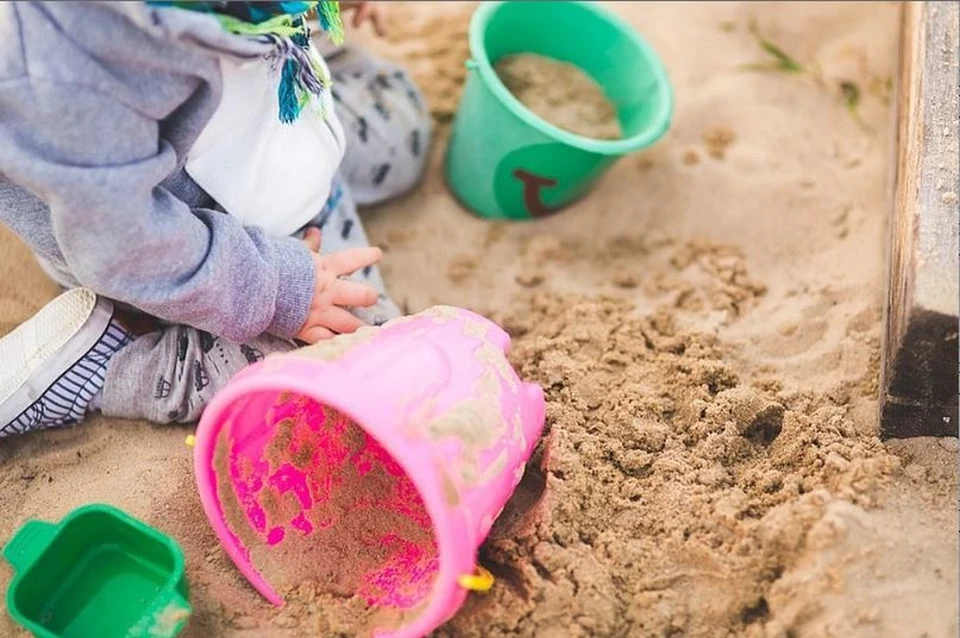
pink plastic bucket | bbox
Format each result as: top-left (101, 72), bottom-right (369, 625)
top-left (192, 306), bottom-right (546, 637)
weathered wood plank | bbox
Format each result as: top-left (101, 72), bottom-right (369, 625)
top-left (879, 1), bottom-right (959, 439)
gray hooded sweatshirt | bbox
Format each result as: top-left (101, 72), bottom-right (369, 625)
top-left (0, 2), bottom-right (316, 342)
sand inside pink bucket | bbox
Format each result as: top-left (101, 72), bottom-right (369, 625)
top-left (212, 395), bottom-right (437, 636)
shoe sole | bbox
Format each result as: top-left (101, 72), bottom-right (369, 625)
top-left (0, 288), bottom-right (113, 423)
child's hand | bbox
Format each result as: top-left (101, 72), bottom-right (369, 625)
top-left (296, 227), bottom-right (382, 344)
top-left (340, 1), bottom-right (385, 37)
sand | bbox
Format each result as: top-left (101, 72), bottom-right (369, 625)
top-left (1, 2), bottom-right (957, 637)
top-left (212, 401), bottom-right (437, 637)
top-left (494, 54), bottom-right (622, 140)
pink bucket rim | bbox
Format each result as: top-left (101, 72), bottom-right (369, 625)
top-left (193, 356), bottom-right (472, 638)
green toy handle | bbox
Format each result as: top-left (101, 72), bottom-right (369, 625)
top-left (465, 58), bottom-right (479, 71)
top-left (2, 520), bottom-right (57, 573)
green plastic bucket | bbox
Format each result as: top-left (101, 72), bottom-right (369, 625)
top-left (3, 504), bottom-right (191, 638)
top-left (444, 0), bottom-right (673, 220)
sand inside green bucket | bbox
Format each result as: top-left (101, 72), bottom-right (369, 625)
top-left (494, 53), bottom-right (622, 140)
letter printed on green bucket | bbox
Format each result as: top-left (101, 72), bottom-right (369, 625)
top-left (493, 144), bottom-right (617, 218)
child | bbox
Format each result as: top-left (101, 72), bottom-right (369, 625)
top-left (0, 1), bottom-right (431, 435)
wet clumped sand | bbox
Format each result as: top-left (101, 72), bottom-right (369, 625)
top-left (437, 295), bottom-right (902, 637)
top-left (494, 54), bottom-right (622, 140)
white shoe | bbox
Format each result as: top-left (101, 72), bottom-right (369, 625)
top-left (0, 288), bottom-right (130, 437)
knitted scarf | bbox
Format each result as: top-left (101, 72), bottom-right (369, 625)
top-left (147, 1), bottom-right (344, 123)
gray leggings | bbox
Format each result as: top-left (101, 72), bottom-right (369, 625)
top-left (99, 46), bottom-right (431, 424)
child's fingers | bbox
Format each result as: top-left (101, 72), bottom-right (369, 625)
top-left (322, 246), bottom-right (383, 277)
top-left (374, 12), bottom-right (387, 36)
top-left (353, 3), bottom-right (372, 29)
top-left (352, 3), bottom-right (385, 36)
top-left (297, 324), bottom-right (336, 344)
top-left (331, 279), bottom-right (379, 308)
top-left (302, 227), bottom-right (322, 252)
top-left (352, 4), bottom-right (366, 28)
top-left (367, 6), bottom-right (386, 37)
top-left (317, 307), bottom-right (365, 334)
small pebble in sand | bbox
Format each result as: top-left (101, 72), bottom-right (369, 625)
top-left (682, 149), bottom-right (701, 165)
top-left (483, 223), bottom-right (508, 247)
top-left (494, 53), bottom-right (622, 140)
top-left (613, 269), bottom-right (639, 288)
top-left (272, 614), bottom-right (300, 629)
top-left (905, 464), bottom-right (929, 482)
top-left (524, 235), bottom-right (567, 263)
top-left (447, 255), bottom-right (477, 284)
top-left (698, 467), bottom-right (729, 488)
top-left (715, 488), bottom-right (748, 520)
top-left (938, 437), bottom-right (959, 452)
top-left (942, 191), bottom-right (957, 205)
top-left (516, 270), bottom-right (545, 288)
top-left (703, 125), bottom-right (736, 159)
top-left (230, 615), bottom-right (259, 630)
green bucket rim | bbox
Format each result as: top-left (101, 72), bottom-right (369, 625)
top-left (468, 0), bottom-right (674, 156)
top-left (4, 504), bottom-right (189, 637)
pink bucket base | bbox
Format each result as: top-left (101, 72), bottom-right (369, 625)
top-left (193, 307), bottom-right (547, 638)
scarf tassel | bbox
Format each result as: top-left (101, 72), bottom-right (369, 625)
top-left (316, 1), bottom-right (344, 45)
top-left (148, 1), bottom-right (342, 123)
top-left (274, 30), bottom-right (329, 124)
top-left (278, 59), bottom-right (303, 124)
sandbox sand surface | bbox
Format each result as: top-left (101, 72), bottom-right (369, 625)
top-left (1, 2), bottom-right (956, 637)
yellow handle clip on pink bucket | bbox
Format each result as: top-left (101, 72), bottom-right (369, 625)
top-left (192, 307), bottom-right (546, 637)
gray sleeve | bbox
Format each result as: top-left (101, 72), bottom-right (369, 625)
top-left (0, 77), bottom-right (314, 342)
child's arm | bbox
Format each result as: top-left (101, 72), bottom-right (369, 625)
top-left (340, 2), bottom-right (385, 36)
top-left (0, 78), bottom-right (319, 343)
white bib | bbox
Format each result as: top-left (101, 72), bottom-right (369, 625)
top-left (186, 46), bottom-right (346, 237)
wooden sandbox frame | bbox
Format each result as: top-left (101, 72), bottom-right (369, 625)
top-left (880, 1), bottom-right (959, 439)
